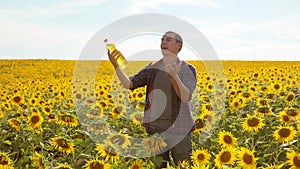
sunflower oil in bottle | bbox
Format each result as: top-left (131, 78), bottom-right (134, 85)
top-left (104, 39), bottom-right (127, 69)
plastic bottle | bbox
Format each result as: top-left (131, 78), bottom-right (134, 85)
top-left (104, 39), bottom-right (127, 69)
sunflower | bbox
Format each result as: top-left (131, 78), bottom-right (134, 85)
top-left (255, 107), bottom-right (273, 116)
top-left (256, 98), bottom-right (269, 107)
top-left (200, 94), bottom-right (212, 104)
top-left (29, 97), bottom-right (38, 106)
top-left (106, 97), bottom-right (114, 106)
top-left (41, 105), bottom-right (52, 114)
top-left (87, 122), bottom-right (110, 133)
top-left (129, 91), bottom-right (136, 101)
top-left (278, 110), bottom-right (292, 124)
top-left (228, 90), bottom-right (236, 98)
top-left (34, 91), bottom-right (42, 99)
top-left (16, 111), bottom-right (28, 120)
top-left (193, 117), bottom-right (206, 134)
top-left (135, 90), bottom-right (145, 101)
top-left (236, 89), bottom-right (243, 95)
top-left (200, 104), bottom-right (214, 113)
top-left (262, 163), bottom-right (285, 169)
top-left (270, 83), bottom-right (282, 93)
top-left (135, 102), bottom-right (145, 111)
top-left (95, 144), bottom-right (120, 162)
top-left (30, 152), bottom-right (45, 169)
top-left (47, 113), bottom-right (57, 123)
top-left (130, 112), bottom-right (144, 126)
top-left (86, 108), bottom-right (103, 118)
top-left (105, 133), bottom-right (131, 149)
top-left (178, 160), bottom-right (191, 169)
top-left (214, 147), bottom-right (236, 169)
top-left (0, 152), bottom-right (13, 168)
top-left (286, 149), bottom-right (300, 169)
top-left (248, 85), bottom-right (257, 94)
top-left (28, 112), bottom-right (44, 130)
top-left (74, 92), bottom-right (84, 101)
top-left (238, 147), bottom-right (257, 169)
top-left (97, 100), bottom-right (110, 110)
top-left (105, 93), bottom-right (114, 100)
top-left (240, 92), bottom-right (253, 102)
top-left (51, 137), bottom-right (75, 154)
top-left (229, 97), bottom-right (245, 112)
top-left (205, 83), bottom-right (214, 92)
top-left (274, 126), bottom-right (297, 143)
top-left (129, 160), bottom-right (145, 169)
top-left (285, 108), bottom-right (300, 119)
top-left (83, 159), bottom-right (110, 169)
top-left (57, 114), bottom-right (78, 127)
top-left (31, 107), bottom-right (39, 113)
top-left (96, 88), bottom-right (107, 98)
top-left (218, 131), bottom-right (237, 147)
top-left (111, 104), bottom-right (126, 118)
top-left (199, 110), bottom-right (216, 128)
top-left (11, 95), bottom-right (24, 106)
top-left (266, 93), bottom-right (276, 100)
top-left (242, 115), bottom-right (265, 132)
top-left (58, 90), bottom-right (67, 99)
top-left (55, 163), bottom-right (73, 169)
top-left (141, 134), bottom-right (167, 155)
top-left (65, 99), bottom-right (74, 108)
top-left (1, 101), bottom-right (11, 111)
top-left (116, 92), bottom-right (126, 101)
top-left (191, 149), bottom-right (211, 166)
top-left (8, 118), bottom-right (21, 132)
top-left (285, 92), bottom-right (296, 104)
top-left (84, 98), bottom-right (96, 105)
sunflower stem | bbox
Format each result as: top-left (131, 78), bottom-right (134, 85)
top-left (274, 142), bottom-right (279, 164)
top-left (251, 131), bottom-right (255, 150)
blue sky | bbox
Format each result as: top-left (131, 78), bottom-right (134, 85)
top-left (1, 0), bottom-right (300, 60)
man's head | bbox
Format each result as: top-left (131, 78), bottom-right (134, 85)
top-left (160, 31), bottom-right (183, 56)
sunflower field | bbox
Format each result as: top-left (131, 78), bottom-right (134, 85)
top-left (0, 59), bottom-right (300, 169)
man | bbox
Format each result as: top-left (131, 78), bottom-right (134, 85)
top-left (108, 31), bottom-right (197, 168)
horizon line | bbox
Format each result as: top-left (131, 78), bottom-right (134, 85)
top-left (1, 58), bottom-right (300, 62)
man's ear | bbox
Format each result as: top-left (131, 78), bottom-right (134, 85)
top-left (177, 43), bottom-right (182, 52)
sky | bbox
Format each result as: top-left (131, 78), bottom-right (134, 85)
top-left (1, 0), bottom-right (300, 61)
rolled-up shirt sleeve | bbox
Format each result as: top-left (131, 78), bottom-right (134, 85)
top-left (129, 63), bottom-right (152, 90)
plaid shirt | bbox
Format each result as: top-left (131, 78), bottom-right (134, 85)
top-left (129, 59), bottom-right (197, 135)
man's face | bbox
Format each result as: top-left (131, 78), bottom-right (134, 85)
top-left (160, 32), bottom-right (181, 56)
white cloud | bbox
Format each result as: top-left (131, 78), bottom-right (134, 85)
top-left (0, 0), bottom-right (108, 19)
top-left (70, 10), bottom-right (299, 61)
top-left (206, 15), bottom-right (300, 40)
top-left (1, 1), bottom-right (299, 60)
top-left (190, 15), bottom-right (300, 61)
top-left (0, 18), bottom-right (92, 59)
top-left (0, 6), bottom-right (69, 20)
top-left (268, 16), bottom-right (300, 40)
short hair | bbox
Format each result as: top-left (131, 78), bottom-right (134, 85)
top-left (165, 31), bottom-right (183, 52)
